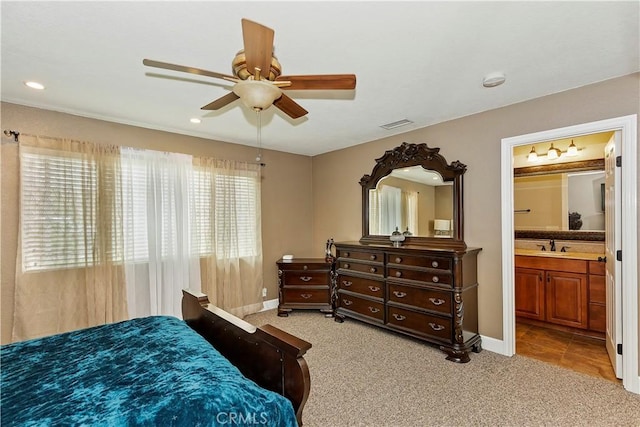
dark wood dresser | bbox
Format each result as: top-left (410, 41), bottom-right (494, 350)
top-left (277, 258), bottom-right (334, 316)
top-left (334, 242), bottom-right (482, 363)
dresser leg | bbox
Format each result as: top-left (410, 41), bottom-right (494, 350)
top-left (472, 341), bottom-right (483, 353)
top-left (440, 346), bottom-right (471, 363)
top-left (333, 313), bottom-right (345, 323)
top-left (277, 308), bottom-right (291, 317)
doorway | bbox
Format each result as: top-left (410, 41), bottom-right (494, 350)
top-left (500, 115), bottom-right (638, 394)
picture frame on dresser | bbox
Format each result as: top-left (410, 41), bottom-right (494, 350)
top-left (334, 142), bottom-right (482, 363)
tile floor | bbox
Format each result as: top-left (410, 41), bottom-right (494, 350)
top-left (516, 321), bottom-right (619, 383)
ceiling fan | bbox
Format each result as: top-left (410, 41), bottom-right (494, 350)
top-left (143, 18), bottom-right (356, 119)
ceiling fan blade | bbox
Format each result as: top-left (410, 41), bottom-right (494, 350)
top-left (201, 92), bottom-right (240, 110)
top-left (276, 74), bottom-right (357, 90)
top-left (241, 19), bottom-right (274, 80)
top-left (143, 59), bottom-right (236, 81)
top-left (273, 93), bottom-right (308, 119)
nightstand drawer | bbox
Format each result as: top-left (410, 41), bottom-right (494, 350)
top-left (337, 274), bottom-right (384, 298)
top-left (283, 271), bottom-right (329, 286)
top-left (388, 283), bottom-right (451, 315)
top-left (387, 306), bottom-right (452, 341)
top-left (282, 288), bottom-right (330, 304)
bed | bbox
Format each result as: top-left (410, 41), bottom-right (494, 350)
top-left (1, 289), bottom-right (312, 426)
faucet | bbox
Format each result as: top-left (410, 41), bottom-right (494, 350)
top-left (549, 239), bottom-right (556, 252)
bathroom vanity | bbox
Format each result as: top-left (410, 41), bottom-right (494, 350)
top-left (333, 142), bottom-right (482, 363)
top-left (515, 249), bottom-right (606, 334)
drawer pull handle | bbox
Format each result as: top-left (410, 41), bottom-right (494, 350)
top-left (393, 291), bottom-right (407, 298)
top-left (300, 276), bottom-right (312, 282)
top-left (395, 257), bottom-right (402, 263)
top-left (370, 267), bottom-right (377, 273)
top-left (300, 293), bottom-right (313, 299)
top-left (393, 313), bottom-right (406, 321)
top-left (303, 265), bottom-right (308, 270)
top-left (368, 306), bottom-right (380, 314)
top-left (369, 254), bottom-right (377, 261)
top-left (429, 322), bottom-right (445, 331)
top-left (368, 285), bottom-right (380, 292)
top-left (395, 271), bottom-right (402, 278)
top-left (343, 299), bottom-right (353, 306)
top-left (344, 263), bottom-right (351, 269)
top-left (432, 276), bottom-right (439, 283)
top-left (344, 252), bottom-right (350, 257)
top-left (431, 261), bottom-right (439, 268)
top-left (429, 298), bottom-right (446, 306)
top-left (342, 280), bottom-right (352, 287)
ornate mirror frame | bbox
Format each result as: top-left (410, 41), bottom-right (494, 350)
top-left (360, 142), bottom-right (467, 250)
top-left (514, 158), bottom-right (605, 242)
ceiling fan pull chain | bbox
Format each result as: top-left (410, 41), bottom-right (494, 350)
top-left (256, 109), bottom-right (263, 162)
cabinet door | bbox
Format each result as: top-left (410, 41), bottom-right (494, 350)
top-left (515, 268), bottom-right (545, 320)
top-left (545, 271), bottom-right (588, 329)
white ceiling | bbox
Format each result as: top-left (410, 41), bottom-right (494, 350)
top-left (2, 1), bottom-right (638, 156)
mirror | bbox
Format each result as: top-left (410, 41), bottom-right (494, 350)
top-left (360, 142), bottom-right (466, 249)
top-left (514, 159), bottom-right (605, 241)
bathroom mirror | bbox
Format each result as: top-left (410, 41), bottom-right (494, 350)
top-left (360, 142), bottom-right (467, 249)
top-left (514, 158), bottom-right (605, 241)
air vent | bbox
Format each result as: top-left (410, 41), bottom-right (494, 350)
top-left (380, 119), bottom-right (413, 130)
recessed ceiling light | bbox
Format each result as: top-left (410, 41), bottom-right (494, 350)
top-left (24, 81), bottom-right (45, 90)
top-left (190, 118), bottom-right (201, 124)
top-left (482, 72), bottom-right (506, 88)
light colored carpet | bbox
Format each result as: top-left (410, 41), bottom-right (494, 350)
top-left (245, 309), bottom-right (640, 427)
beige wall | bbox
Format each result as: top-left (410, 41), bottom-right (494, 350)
top-left (2, 73), bottom-right (639, 352)
top-left (0, 102), bottom-right (315, 343)
top-left (311, 73), bottom-right (640, 344)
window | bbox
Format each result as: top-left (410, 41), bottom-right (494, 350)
top-left (20, 149), bottom-right (98, 271)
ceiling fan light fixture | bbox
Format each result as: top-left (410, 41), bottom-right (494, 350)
top-left (233, 80), bottom-right (282, 111)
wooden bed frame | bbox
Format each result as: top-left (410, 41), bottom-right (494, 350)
top-left (182, 289), bottom-right (312, 425)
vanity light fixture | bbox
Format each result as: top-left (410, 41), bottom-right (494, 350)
top-left (546, 143), bottom-right (561, 160)
top-left (566, 140), bottom-right (578, 157)
top-left (527, 146), bottom-right (538, 162)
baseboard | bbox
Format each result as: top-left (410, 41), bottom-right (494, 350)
top-left (260, 298), bottom-right (279, 312)
top-left (480, 334), bottom-right (511, 356)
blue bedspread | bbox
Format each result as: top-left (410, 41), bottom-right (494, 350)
top-left (1, 316), bottom-right (297, 426)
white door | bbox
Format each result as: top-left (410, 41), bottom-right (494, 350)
top-left (604, 131), bottom-right (622, 378)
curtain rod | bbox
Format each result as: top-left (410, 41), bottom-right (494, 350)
top-left (3, 129), bottom-right (20, 142)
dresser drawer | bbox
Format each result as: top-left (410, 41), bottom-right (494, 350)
top-left (386, 305), bottom-right (452, 341)
top-left (338, 260), bottom-right (384, 277)
top-left (282, 288), bottom-right (330, 304)
top-left (387, 267), bottom-right (451, 286)
top-left (387, 283), bottom-right (451, 315)
top-left (387, 252), bottom-right (451, 271)
top-left (338, 249), bottom-right (382, 263)
top-left (337, 274), bottom-right (384, 299)
top-left (337, 292), bottom-right (384, 321)
top-left (282, 270), bottom-right (329, 286)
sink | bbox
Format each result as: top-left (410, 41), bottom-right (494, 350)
top-left (515, 248), bottom-right (603, 261)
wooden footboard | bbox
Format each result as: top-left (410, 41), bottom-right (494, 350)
top-left (182, 289), bottom-right (311, 426)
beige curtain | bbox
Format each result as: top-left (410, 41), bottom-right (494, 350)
top-left (12, 136), bottom-right (127, 341)
top-left (192, 157), bottom-right (263, 318)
